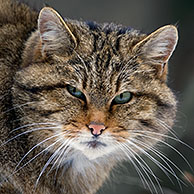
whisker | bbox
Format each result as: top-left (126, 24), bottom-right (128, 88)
top-left (18, 138), bottom-right (63, 174)
top-left (35, 137), bottom-right (74, 187)
top-left (129, 138), bottom-right (187, 190)
top-left (77, 134), bottom-right (113, 140)
top-left (1, 102), bottom-right (35, 115)
top-left (130, 132), bottom-right (193, 173)
top-left (155, 118), bottom-right (179, 139)
top-left (132, 130), bottom-right (194, 153)
top-left (0, 136), bottom-right (64, 188)
top-left (0, 126), bottom-right (60, 148)
top-left (47, 137), bottom-right (74, 176)
top-left (54, 144), bottom-right (73, 180)
top-left (10, 122), bottom-right (59, 134)
top-left (14, 132), bottom-right (67, 171)
top-left (130, 138), bottom-right (185, 189)
top-left (122, 142), bottom-right (163, 194)
top-left (116, 142), bottom-right (150, 191)
top-left (118, 141), bottom-right (162, 194)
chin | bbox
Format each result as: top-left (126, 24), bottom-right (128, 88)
top-left (70, 133), bottom-right (118, 161)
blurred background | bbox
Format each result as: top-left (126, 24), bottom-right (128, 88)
top-left (20, 0), bottom-right (194, 193)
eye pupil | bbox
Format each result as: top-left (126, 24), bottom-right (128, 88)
top-left (120, 93), bottom-right (123, 99)
top-left (66, 85), bottom-right (86, 102)
top-left (112, 91), bottom-right (132, 105)
top-left (73, 87), bottom-right (76, 94)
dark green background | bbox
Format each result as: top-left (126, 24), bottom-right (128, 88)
top-left (20, 0), bottom-right (194, 193)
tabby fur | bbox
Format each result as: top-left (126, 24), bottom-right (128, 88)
top-left (0, 0), bottom-right (178, 193)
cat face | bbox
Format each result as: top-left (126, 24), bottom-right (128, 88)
top-left (13, 7), bottom-right (177, 161)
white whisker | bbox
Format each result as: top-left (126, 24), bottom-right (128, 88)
top-left (14, 132), bottom-right (66, 171)
top-left (1, 136), bottom-right (64, 188)
top-left (35, 136), bottom-right (74, 187)
top-left (15, 137), bottom-right (64, 173)
top-left (132, 130), bottom-right (194, 152)
top-left (131, 131), bottom-right (193, 171)
top-left (116, 142), bottom-right (149, 191)
top-left (118, 141), bottom-right (161, 194)
top-left (10, 122), bottom-right (58, 133)
top-left (1, 102), bottom-right (35, 115)
top-left (47, 136), bottom-right (74, 176)
top-left (122, 142), bottom-right (163, 194)
top-left (155, 118), bottom-right (178, 139)
top-left (130, 138), bottom-right (185, 188)
top-left (0, 126), bottom-right (60, 148)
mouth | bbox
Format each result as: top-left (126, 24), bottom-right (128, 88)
top-left (73, 136), bottom-right (115, 160)
top-left (86, 140), bottom-right (107, 149)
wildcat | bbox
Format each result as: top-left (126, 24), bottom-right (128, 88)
top-left (0, 0), bottom-right (178, 193)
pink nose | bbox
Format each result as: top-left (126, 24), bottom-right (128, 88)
top-left (88, 122), bottom-right (106, 137)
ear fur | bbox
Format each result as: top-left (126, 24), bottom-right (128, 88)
top-left (132, 25), bottom-right (178, 80)
top-left (38, 7), bottom-right (77, 57)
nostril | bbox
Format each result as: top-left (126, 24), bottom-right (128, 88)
top-left (89, 127), bottom-right (104, 137)
top-left (87, 122), bottom-right (106, 137)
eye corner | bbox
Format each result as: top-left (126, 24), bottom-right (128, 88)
top-left (111, 91), bottom-right (133, 106)
top-left (66, 84), bottom-right (87, 102)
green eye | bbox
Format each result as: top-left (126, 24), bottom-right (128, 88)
top-left (66, 85), bottom-right (86, 101)
top-left (112, 91), bottom-right (132, 105)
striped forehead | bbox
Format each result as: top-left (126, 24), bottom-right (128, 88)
top-left (65, 27), bottom-right (140, 95)
top-left (70, 48), bottom-right (135, 93)
top-left (86, 52), bottom-right (123, 91)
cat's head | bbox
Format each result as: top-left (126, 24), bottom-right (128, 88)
top-left (13, 7), bottom-right (178, 161)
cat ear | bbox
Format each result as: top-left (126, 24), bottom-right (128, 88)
top-left (132, 25), bottom-right (178, 80)
top-left (38, 7), bottom-right (77, 57)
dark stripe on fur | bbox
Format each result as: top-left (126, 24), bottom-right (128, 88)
top-left (16, 83), bottom-right (66, 94)
top-left (139, 119), bottom-right (153, 128)
top-left (135, 92), bottom-right (173, 109)
top-left (28, 107), bottom-right (62, 117)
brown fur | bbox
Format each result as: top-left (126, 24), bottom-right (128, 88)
top-left (0, 0), bottom-right (178, 193)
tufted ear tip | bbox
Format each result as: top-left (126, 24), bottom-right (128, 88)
top-left (38, 7), bottom-right (77, 57)
top-left (132, 25), bottom-right (178, 81)
top-left (38, 7), bottom-right (61, 37)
